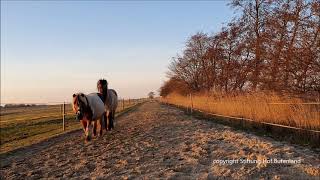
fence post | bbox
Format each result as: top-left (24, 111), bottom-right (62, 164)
top-left (192, 94), bottom-right (194, 112)
top-left (188, 94), bottom-right (191, 113)
top-left (62, 102), bottom-right (65, 131)
top-left (190, 93), bottom-right (193, 114)
top-left (122, 98), bottom-right (125, 110)
top-left (60, 103), bottom-right (62, 115)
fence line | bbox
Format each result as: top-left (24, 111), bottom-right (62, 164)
top-left (188, 106), bottom-right (320, 133)
top-left (62, 102), bottom-right (66, 131)
top-left (59, 98), bottom-right (145, 131)
top-left (1, 98), bottom-right (147, 132)
top-left (161, 94), bottom-right (320, 130)
top-left (161, 97), bottom-right (320, 147)
top-left (268, 102), bottom-right (320, 105)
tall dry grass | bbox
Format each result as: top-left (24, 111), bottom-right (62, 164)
top-left (161, 92), bottom-right (320, 131)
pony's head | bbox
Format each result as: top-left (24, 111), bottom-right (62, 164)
top-left (97, 79), bottom-right (108, 94)
top-left (72, 93), bottom-right (90, 121)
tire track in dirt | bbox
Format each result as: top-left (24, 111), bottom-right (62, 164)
top-left (1, 101), bottom-right (319, 179)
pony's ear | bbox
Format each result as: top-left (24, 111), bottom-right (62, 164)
top-left (73, 94), bottom-right (76, 98)
top-left (81, 93), bottom-right (84, 97)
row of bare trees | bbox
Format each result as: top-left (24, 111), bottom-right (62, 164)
top-left (160, 0), bottom-right (319, 97)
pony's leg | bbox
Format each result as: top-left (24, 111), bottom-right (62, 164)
top-left (106, 110), bottom-right (111, 131)
top-left (110, 110), bottom-right (114, 129)
top-left (81, 120), bottom-right (87, 133)
top-left (98, 118), bottom-right (103, 136)
top-left (113, 109), bottom-right (116, 127)
top-left (104, 111), bottom-right (109, 131)
top-left (93, 120), bottom-right (97, 137)
top-left (85, 121), bottom-right (92, 141)
top-left (112, 109), bottom-right (117, 127)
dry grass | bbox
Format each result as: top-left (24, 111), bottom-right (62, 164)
top-left (161, 92), bottom-right (320, 131)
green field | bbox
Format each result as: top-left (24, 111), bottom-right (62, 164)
top-left (0, 99), bottom-right (144, 154)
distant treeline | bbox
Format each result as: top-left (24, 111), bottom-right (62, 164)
top-left (160, 0), bottom-right (319, 97)
top-left (1, 104), bottom-right (38, 108)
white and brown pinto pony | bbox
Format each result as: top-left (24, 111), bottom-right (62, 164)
top-left (72, 93), bottom-right (105, 141)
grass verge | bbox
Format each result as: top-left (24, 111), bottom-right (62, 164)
top-left (0, 101), bottom-right (146, 155)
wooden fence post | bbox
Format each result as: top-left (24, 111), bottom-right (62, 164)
top-left (192, 94), bottom-right (194, 112)
top-left (188, 94), bottom-right (191, 113)
top-left (62, 102), bottom-right (65, 131)
top-left (122, 98), bottom-right (125, 110)
top-left (60, 103), bottom-right (62, 115)
top-left (190, 93), bottom-right (193, 114)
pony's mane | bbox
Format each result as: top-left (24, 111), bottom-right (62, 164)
top-left (97, 79), bottom-right (108, 88)
top-left (72, 93), bottom-right (87, 107)
top-left (72, 93), bottom-right (92, 120)
top-left (97, 79), bottom-right (108, 100)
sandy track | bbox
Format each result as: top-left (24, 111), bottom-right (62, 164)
top-left (1, 101), bottom-right (319, 179)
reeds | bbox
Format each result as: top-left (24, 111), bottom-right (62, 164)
top-left (162, 92), bottom-right (320, 131)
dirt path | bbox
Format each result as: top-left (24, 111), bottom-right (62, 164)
top-left (1, 101), bottom-right (319, 179)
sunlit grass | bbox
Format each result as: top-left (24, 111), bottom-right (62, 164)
top-left (0, 99), bottom-right (146, 154)
top-left (161, 92), bottom-right (319, 131)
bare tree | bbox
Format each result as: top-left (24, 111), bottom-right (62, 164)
top-left (161, 0), bottom-right (320, 97)
top-left (148, 92), bottom-right (155, 99)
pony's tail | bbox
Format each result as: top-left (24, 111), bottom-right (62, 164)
top-left (102, 85), bottom-right (108, 100)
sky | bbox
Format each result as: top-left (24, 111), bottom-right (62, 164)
top-left (1, 0), bottom-right (235, 104)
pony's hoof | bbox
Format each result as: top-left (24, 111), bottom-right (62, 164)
top-left (84, 138), bottom-right (90, 143)
top-left (85, 135), bottom-right (91, 142)
top-left (92, 133), bottom-right (98, 138)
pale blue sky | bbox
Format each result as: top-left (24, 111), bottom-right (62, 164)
top-left (1, 0), bottom-right (235, 104)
